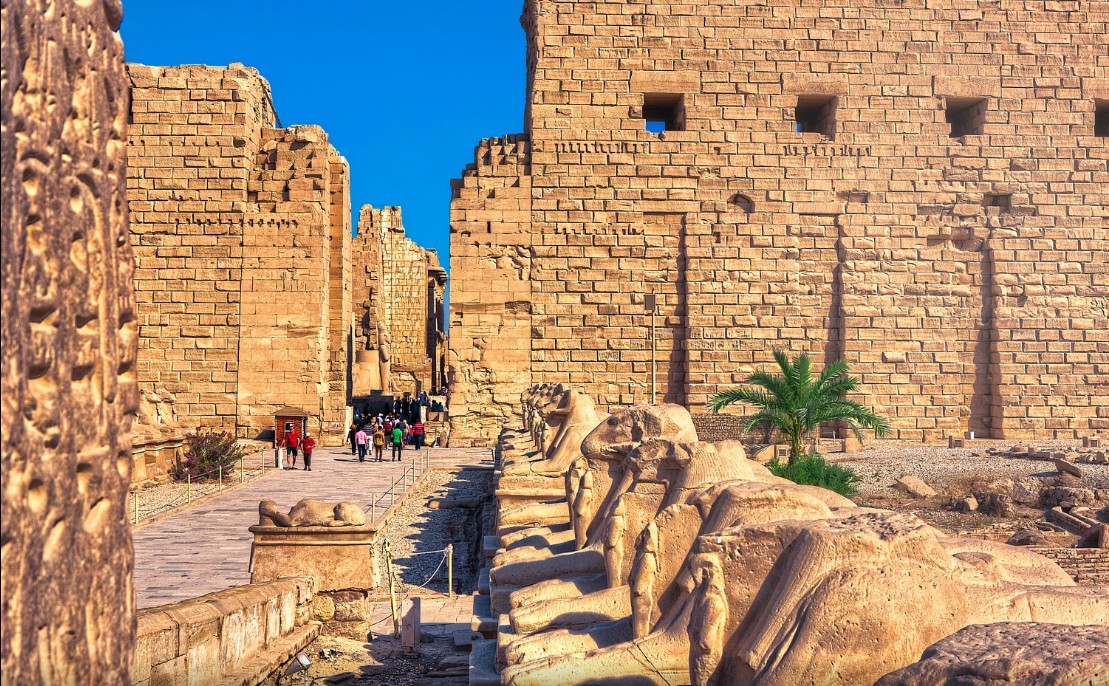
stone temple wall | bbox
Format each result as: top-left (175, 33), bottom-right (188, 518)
top-left (352, 205), bottom-right (447, 397)
top-left (448, 136), bottom-right (534, 444)
top-left (127, 64), bottom-right (351, 444)
top-left (2, 0), bottom-right (137, 681)
top-left (449, 0), bottom-right (1109, 445)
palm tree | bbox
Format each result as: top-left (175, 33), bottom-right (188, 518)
top-left (708, 350), bottom-right (890, 465)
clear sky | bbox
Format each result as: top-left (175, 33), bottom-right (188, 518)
top-left (120, 0), bottom-right (526, 272)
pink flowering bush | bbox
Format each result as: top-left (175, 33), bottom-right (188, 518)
top-left (172, 430), bottom-right (245, 481)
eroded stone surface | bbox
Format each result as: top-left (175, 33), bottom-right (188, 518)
top-left (875, 622), bottom-right (1109, 686)
top-left (1, 0), bottom-right (136, 681)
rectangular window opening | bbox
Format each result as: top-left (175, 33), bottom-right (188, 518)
top-left (1096, 100), bottom-right (1109, 137)
top-left (794, 95), bottom-right (837, 139)
top-left (983, 193), bottom-right (1011, 214)
top-left (642, 93), bottom-right (685, 132)
top-left (945, 97), bottom-right (988, 138)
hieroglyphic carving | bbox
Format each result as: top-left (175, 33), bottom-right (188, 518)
top-left (2, 0), bottom-right (137, 682)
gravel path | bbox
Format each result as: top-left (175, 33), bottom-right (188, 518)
top-left (377, 467), bottom-right (493, 597)
top-left (827, 439), bottom-right (1109, 496)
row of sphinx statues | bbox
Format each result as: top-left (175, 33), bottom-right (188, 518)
top-left (481, 383), bottom-right (1108, 685)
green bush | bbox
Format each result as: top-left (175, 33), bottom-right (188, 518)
top-left (171, 430), bottom-right (245, 481)
top-left (766, 454), bottom-right (860, 497)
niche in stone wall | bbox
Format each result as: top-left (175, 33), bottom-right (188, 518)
top-left (921, 226), bottom-right (996, 438)
top-left (788, 214), bottom-right (844, 366)
top-left (642, 212), bottom-right (687, 405)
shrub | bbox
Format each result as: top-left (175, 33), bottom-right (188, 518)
top-left (172, 430), bottom-right (245, 481)
top-left (767, 454), bottom-right (860, 497)
top-left (708, 350), bottom-right (890, 465)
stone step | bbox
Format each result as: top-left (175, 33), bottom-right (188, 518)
top-left (468, 638), bottom-right (500, 686)
top-left (218, 621), bottom-right (321, 686)
top-left (496, 614), bottom-right (517, 672)
top-left (478, 567), bottom-right (490, 595)
top-left (483, 535), bottom-right (501, 559)
top-left (452, 629), bottom-right (482, 652)
top-left (470, 594), bottom-right (497, 636)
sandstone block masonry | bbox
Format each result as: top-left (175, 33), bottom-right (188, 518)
top-left (352, 205), bottom-right (447, 397)
top-left (448, 0), bottom-right (1109, 446)
top-left (127, 63), bottom-right (351, 443)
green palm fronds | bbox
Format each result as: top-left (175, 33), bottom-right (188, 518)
top-left (708, 351), bottom-right (890, 465)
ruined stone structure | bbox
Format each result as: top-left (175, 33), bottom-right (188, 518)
top-left (126, 63), bottom-right (445, 444)
top-left (128, 63), bottom-right (352, 442)
top-left (352, 205), bottom-right (448, 398)
top-left (2, 0), bottom-right (137, 681)
top-left (448, 0), bottom-right (1109, 446)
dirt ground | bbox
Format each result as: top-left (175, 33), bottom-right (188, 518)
top-left (271, 633), bottom-right (468, 686)
top-left (825, 438), bottom-right (1108, 542)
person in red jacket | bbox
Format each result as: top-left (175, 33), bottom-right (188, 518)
top-left (283, 426), bottom-right (300, 469)
top-left (301, 432), bottom-right (316, 471)
top-left (412, 420), bottom-right (425, 450)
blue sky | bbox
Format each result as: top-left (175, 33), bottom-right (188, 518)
top-left (121, 0), bottom-right (526, 271)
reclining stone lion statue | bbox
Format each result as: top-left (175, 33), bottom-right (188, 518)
top-left (258, 499), bottom-right (366, 527)
top-left (501, 506), bottom-right (1106, 686)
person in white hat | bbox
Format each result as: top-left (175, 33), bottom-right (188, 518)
top-left (301, 432), bottom-right (316, 471)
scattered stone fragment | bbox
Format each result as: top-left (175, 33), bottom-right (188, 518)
top-left (895, 475), bottom-right (937, 499)
top-left (1040, 486), bottom-right (1097, 509)
top-left (976, 492), bottom-right (1014, 518)
top-left (955, 495), bottom-right (978, 513)
top-left (1053, 458), bottom-right (1083, 479)
top-left (875, 622), bottom-right (1109, 686)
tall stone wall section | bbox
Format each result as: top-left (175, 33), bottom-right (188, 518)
top-left (328, 156), bottom-right (352, 432)
top-left (449, 0), bottom-right (1108, 444)
top-left (447, 136), bottom-right (534, 444)
top-left (128, 63), bottom-right (274, 433)
top-left (352, 206), bottom-right (447, 396)
top-left (2, 0), bottom-right (137, 681)
top-left (237, 125), bottom-right (344, 440)
top-left (127, 64), bottom-right (352, 444)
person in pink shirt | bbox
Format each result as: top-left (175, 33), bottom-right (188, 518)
top-left (355, 426), bottom-right (368, 462)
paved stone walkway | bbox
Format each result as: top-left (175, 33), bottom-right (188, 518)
top-left (132, 445), bottom-right (493, 609)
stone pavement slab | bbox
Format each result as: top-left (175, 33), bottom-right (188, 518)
top-left (132, 445), bottom-right (492, 609)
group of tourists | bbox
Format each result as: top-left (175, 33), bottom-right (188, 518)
top-left (347, 413), bottom-right (424, 463)
top-left (275, 392), bottom-right (442, 472)
top-left (278, 425), bottom-right (316, 471)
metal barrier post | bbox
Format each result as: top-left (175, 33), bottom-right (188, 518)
top-left (385, 540), bottom-right (400, 638)
top-left (187, 473), bottom-right (191, 504)
top-left (391, 479), bottom-right (395, 507)
top-left (240, 456), bottom-right (244, 484)
top-left (447, 543), bottom-right (454, 599)
top-left (132, 492), bottom-right (138, 524)
top-left (371, 496), bottom-right (376, 524)
top-left (218, 465), bottom-right (222, 493)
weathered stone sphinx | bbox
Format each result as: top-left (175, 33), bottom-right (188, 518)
top-left (502, 480), bottom-right (856, 668)
top-left (874, 622), bottom-right (1109, 686)
top-left (489, 404), bottom-right (698, 614)
top-left (250, 500), bottom-right (378, 595)
top-left (2, 0), bottom-right (137, 682)
top-left (503, 509), bottom-right (1107, 686)
top-left (502, 389), bottom-right (606, 479)
top-left (504, 440), bottom-right (769, 636)
top-left (258, 499), bottom-right (367, 527)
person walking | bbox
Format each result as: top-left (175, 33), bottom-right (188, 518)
top-left (347, 422), bottom-right (358, 455)
top-left (412, 419), bottom-right (425, 450)
top-left (355, 426), bottom-right (368, 462)
top-left (391, 422), bottom-right (403, 461)
top-left (373, 424), bottom-right (385, 461)
top-left (284, 426), bottom-right (300, 469)
top-left (301, 432), bottom-right (316, 471)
